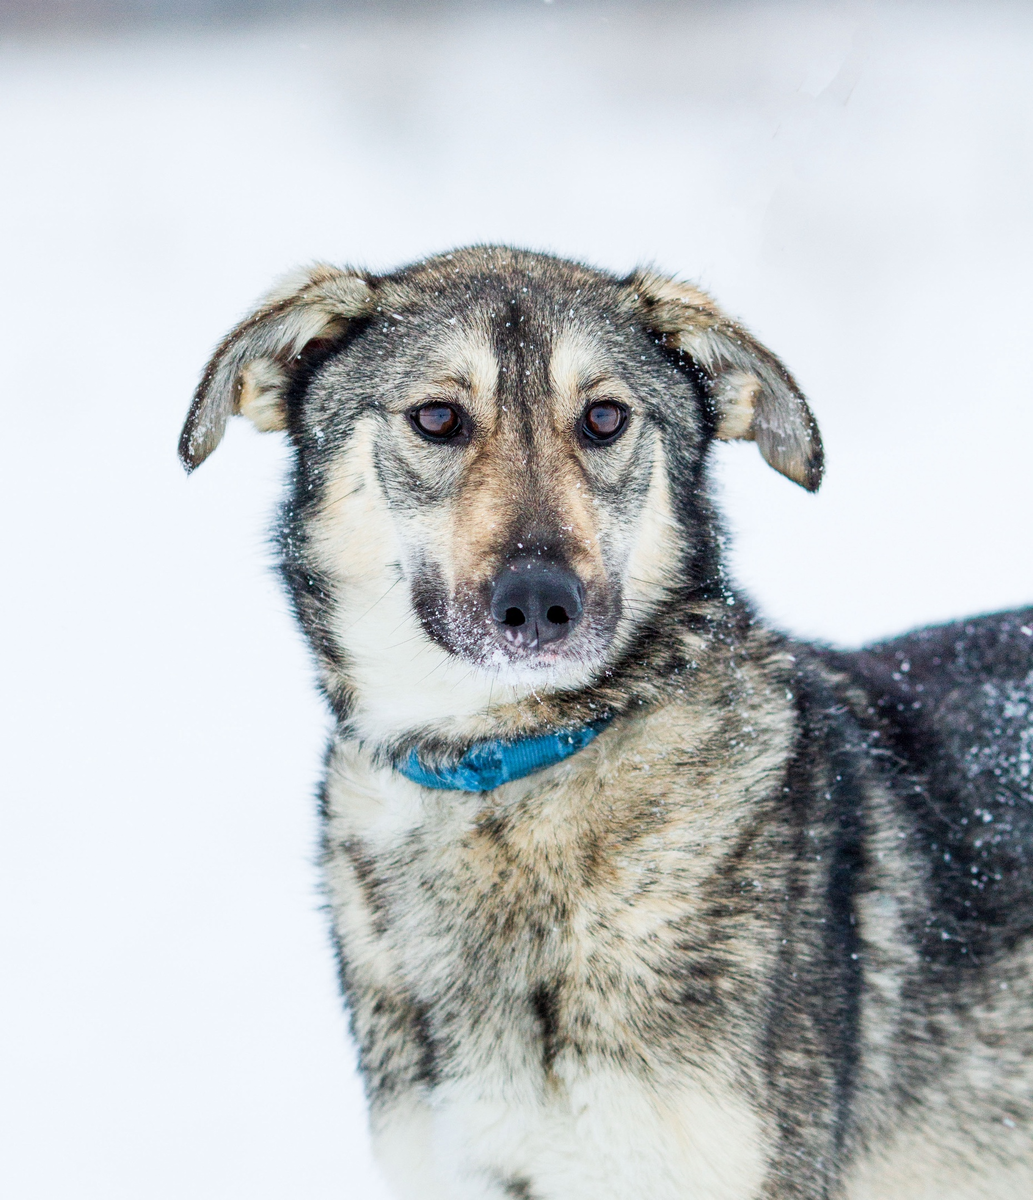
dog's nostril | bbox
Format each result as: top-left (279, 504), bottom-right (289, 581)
top-left (489, 557), bottom-right (583, 647)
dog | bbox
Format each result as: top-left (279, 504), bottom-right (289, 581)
top-left (181, 246), bottom-right (1033, 1199)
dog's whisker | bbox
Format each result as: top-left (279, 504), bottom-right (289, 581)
top-left (485, 665), bottom-right (500, 717)
top-left (413, 654), bottom-right (451, 686)
top-left (342, 577), bottom-right (402, 632)
top-left (379, 633), bottom-right (427, 653)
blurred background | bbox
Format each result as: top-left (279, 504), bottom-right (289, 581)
top-left (1, 1), bottom-right (1031, 1196)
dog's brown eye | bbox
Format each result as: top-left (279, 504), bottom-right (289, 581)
top-left (581, 401), bottom-right (628, 444)
top-left (410, 403), bottom-right (463, 441)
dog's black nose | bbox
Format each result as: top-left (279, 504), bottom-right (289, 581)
top-left (490, 558), bottom-right (584, 649)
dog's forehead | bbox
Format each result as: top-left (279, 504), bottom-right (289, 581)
top-left (381, 250), bottom-right (627, 340)
top-left (374, 262), bottom-right (637, 415)
top-left (381, 245), bottom-right (616, 302)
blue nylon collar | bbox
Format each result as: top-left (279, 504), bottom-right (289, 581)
top-left (394, 717), bottom-right (611, 792)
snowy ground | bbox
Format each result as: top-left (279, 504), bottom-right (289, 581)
top-left (1, 2), bottom-right (1031, 1196)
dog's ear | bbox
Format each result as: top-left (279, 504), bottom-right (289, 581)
top-left (179, 264), bottom-right (375, 471)
top-left (628, 272), bottom-right (823, 491)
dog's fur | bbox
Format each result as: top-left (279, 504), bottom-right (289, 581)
top-left (182, 247), bottom-right (1033, 1198)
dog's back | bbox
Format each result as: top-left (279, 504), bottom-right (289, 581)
top-left (827, 608), bottom-right (1033, 962)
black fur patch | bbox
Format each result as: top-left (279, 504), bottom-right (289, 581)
top-left (530, 981), bottom-right (562, 1076)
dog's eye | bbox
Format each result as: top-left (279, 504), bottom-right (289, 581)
top-left (580, 401), bottom-right (628, 444)
top-left (410, 403), bottom-right (464, 441)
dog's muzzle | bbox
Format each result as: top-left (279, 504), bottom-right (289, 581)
top-left (489, 557), bottom-right (584, 650)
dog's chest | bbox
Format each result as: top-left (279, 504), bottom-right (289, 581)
top-left (327, 745), bottom-right (755, 1067)
top-left (332, 771), bottom-right (665, 1061)
top-left (322, 730), bottom-right (781, 1198)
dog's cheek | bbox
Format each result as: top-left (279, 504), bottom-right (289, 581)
top-left (308, 421), bottom-right (398, 581)
top-left (612, 435), bottom-right (683, 622)
top-left (369, 433), bottom-right (505, 662)
top-left (393, 496), bottom-right (485, 656)
top-left (408, 560), bottom-right (494, 661)
top-left (409, 558), bottom-right (452, 650)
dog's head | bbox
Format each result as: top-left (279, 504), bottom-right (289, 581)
top-left (182, 248), bottom-right (821, 742)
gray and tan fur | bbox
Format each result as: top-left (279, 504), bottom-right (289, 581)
top-left (183, 247), bottom-right (1033, 1199)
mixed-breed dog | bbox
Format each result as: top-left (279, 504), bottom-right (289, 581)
top-left (182, 247), bottom-right (1033, 1198)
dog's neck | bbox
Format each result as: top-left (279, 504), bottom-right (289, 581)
top-left (320, 584), bottom-right (745, 766)
top-left (392, 715), bottom-right (615, 792)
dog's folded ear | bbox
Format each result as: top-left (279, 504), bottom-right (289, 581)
top-left (179, 264), bottom-right (375, 471)
top-left (628, 272), bottom-right (824, 491)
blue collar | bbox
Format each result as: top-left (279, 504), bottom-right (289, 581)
top-left (394, 717), bottom-right (611, 792)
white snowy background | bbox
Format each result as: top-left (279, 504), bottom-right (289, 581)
top-left (1, 1), bottom-right (1031, 1196)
